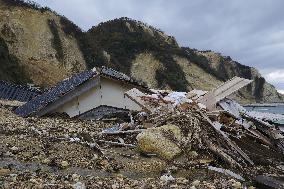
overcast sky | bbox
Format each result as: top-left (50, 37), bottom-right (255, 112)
top-left (34, 0), bottom-right (284, 93)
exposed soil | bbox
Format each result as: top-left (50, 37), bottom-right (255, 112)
top-left (0, 104), bottom-right (283, 188)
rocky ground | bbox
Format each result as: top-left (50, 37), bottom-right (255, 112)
top-left (0, 103), bottom-right (283, 188)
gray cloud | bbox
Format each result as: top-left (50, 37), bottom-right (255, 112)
top-left (34, 0), bottom-right (284, 92)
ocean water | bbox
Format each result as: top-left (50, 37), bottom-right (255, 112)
top-left (244, 104), bottom-right (284, 115)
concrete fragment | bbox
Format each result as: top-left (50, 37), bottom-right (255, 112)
top-left (72, 182), bottom-right (86, 189)
top-left (232, 181), bottom-right (242, 189)
top-left (248, 186), bottom-right (256, 189)
top-left (10, 146), bottom-right (19, 151)
top-left (160, 174), bottom-right (175, 183)
top-left (137, 124), bottom-right (182, 160)
top-left (192, 180), bottom-right (200, 186)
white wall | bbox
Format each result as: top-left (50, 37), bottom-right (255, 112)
top-left (55, 77), bottom-right (142, 117)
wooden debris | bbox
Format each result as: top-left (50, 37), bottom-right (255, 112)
top-left (208, 166), bottom-right (245, 181)
top-left (125, 88), bottom-right (154, 113)
top-left (100, 129), bottom-right (145, 135)
top-left (200, 112), bottom-right (254, 166)
top-left (254, 175), bottom-right (284, 189)
top-left (198, 77), bottom-right (252, 111)
top-left (244, 113), bottom-right (284, 154)
top-left (98, 140), bottom-right (136, 148)
top-left (203, 138), bottom-right (242, 168)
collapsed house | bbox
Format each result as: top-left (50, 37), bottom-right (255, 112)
top-left (2, 67), bottom-right (284, 188)
top-left (0, 81), bottom-right (40, 102)
top-left (14, 67), bottom-right (148, 119)
top-left (126, 76), bottom-right (253, 113)
top-left (120, 79), bottom-right (284, 188)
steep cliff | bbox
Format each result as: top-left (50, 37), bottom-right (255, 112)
top-left (0, 0), bottom-right (86, 87)
top-left (85, 18), bottom-right (283, 103)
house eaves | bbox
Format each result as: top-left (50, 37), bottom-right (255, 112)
top-left (14, 70), bottom-right (98, 117)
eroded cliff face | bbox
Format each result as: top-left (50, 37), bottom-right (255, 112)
top-left (85, 18), bottom-right (282, 103)
top-left (0, 0), bottom-right (86, 87)
top-left (196, 51), bottom-right (283, 103)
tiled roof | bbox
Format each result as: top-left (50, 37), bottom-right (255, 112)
top-left (0, 81), bottom-right (41, 102)
top-left (77, 105), bottom-right (129, 120)
top-left (100, 66), bottom-right (146, 88)
top-left (15, 67), bottom-right (147, 118)
top-left (15, 70), bottom-right (97, 117)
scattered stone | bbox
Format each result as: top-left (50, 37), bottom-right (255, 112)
top-left (60, 161), bottom-right (69, 169)
top-left (10, 146), bottom-right (18, 152)
top-left (170, 184), bottom-right (178, 188)
top-left (72, 182), bottom-right (86, 189)
top-left (0, 168), bottom-right (11, 176)
top-left (188, 151), bottom-right (198, 158)
top-left (10, 174), bottom-right (17, 182)
top-left (231, 180), bottom-right (242, 189)
top-left (248, 186), bottom-right (256, 189)
top-left (4, 151), bottom-right (12, 156)
top-left (29, 178), bottom-right (39, 184)
top-left (72, 174), bottom-right (80, 182)
top-left (42, 158), bottom-right (50, 164)
top-left (160, 174), bottom-right (175, 183)
top-left (192, 180), bottom-right (200, 186)
top-left (111, 183), bottom-right (119, 189)
top-left (92, 154), bottom-right (98, 160)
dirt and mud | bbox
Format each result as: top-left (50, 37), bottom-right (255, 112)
top-left (0, 103), bottom-right (283, 188)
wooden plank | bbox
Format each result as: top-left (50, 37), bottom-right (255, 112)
top-left (200, 112), bottom-right (254, 166)
top-left (198, 77), bottom-right (252, 111)
top-left (100, 129), bottom-right (145, 135)
top-left (213, 77), bottom-right (243, 95)
top-left (124, 88), bottom-right (154, 113)
top-left (98, 140), bottom-right (136, 148)
top-left (255, 175), bottom-right (284, 189)
top-left (208, 166), bottom-right (245, 181)
top-left (198, 92), bottom-right (216, 111)
top-left (214, 79), bottom-right (252, 101)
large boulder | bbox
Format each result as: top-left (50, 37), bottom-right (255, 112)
top-left (136, 124), bottom-right (182, 160)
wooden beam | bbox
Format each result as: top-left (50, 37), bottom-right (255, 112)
top-left (198, 77), bottom-right (252, 111)
top-left (201, 112), bottom-right (254, 166)
top-left (125, 88), bottom-right (154, 113)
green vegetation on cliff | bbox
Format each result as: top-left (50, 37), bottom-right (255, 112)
top-left (0, 37), bottom-right (30, 84)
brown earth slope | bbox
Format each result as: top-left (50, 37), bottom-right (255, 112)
top-left (85, 18), bottom-right (283, 103)
top-left (0, 0), bottom-right (86, 87)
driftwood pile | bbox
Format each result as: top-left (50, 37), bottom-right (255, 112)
top-left (99, 91), bottom-right (284, 188)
